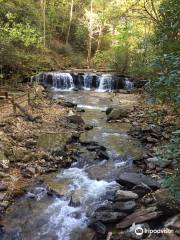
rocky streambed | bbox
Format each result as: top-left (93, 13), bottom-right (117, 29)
top-left (0, 89), bottom-right (179, 240)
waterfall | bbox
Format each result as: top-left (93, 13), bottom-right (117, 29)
top-left (124, 78), bottom-right (134, 90)
top-left (47, 72), bottom-right (74, 91)
top-left (83, 74), bottom-right (93, 90)
top-left (97, 74), bottom-right (114, 92)
top-left (37, 72), bottom-right (134, 91)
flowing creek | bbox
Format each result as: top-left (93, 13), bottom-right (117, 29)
top-left (2, 91), bottom-right (143, 240)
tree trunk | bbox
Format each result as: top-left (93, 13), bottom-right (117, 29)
top-left (87, 0), bottom-right (93, 68)
top-left (43, 0), bottom-right (46, 48)
top-left (96, 26), bottom-right (102, 53)
top-left (66, 0), bottom-right (74, 45)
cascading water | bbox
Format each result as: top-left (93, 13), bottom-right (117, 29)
top-left (124, 78), bottom-right (134, 90)
top-left (38, 72), bottom-right (130, 91)
top-left (46, 72), bottom-right (74, 91)
top-left (83, 74), bottom-right (93, 90)
top-left (97, 74), bottom-right (114, 92)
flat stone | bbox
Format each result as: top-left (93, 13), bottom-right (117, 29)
top-left (115, 190), bottom-right (139, 201)
top-left (116, 207), bottom-right (162, 229)
top-left (116, 172), bottom-right (160, 190)
top-left (92, 211), bottom-right (126, 224)
top-left (113, 201), bottom-right (137, 213)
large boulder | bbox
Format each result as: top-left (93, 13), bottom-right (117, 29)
top-left (107, 106), bottom-right (131, 121)
top-left (116, 172), bottom-right (160, 190)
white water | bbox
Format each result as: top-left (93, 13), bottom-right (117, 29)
top-left (39, 167), bottom-right (119, 240)
top-left (83, 74), bottom-right (94, 90)
top-left (97, 74), bottom-right (114, 92)
top-left (124, 78), bottom-right (134, 90)
top-left (51, 73), bottom-right (74, 91)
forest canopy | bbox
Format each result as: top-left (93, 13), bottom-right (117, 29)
top-left (0, 0), bottom-right (180, 101)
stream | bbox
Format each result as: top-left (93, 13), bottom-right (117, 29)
top-left (2, 91), bottom-right (143, 240)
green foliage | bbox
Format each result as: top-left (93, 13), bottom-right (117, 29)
top-left (150, 51), bottom-right (180, 103)
top-left (162, 173), bottom-right (180, 197)
top-left (156, 0), bottom-right (180, 53)
top-left (159, 130), bottom-right (180, 196)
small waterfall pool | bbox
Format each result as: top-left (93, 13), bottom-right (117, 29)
top-left (1, 91), bottom-right (143, 240)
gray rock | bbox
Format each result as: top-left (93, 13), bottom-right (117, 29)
top-left (113, 201), bottom-right (137, 213)
top-left (107, 107), bottom-right (130, 121)
top-left (67, 115), bottom-right (85, 125)
top-left (116, 207), bottom-right (162, 229)
top-left (116, 172), bottom-right (160, 190)
top-left (132, 184), bottom-right (151, 197)
top-left (92, 211), bottom-right (126, 223)
top-left (115, 190), bottom-right (139, 201)
top-left (84, 124), bottom-right (93, 131)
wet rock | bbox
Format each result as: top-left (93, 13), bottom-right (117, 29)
top-left (69, 190), bottom-right (82, 207)
top-left (89, 221), bottom-right (107, 235)
top-left (58, 100), bottom-right (77, 108)
top-left (106, 107), bottom-right (113, 115)
top-left (116, 172), bottom-right (160, 190)
top-left (116, 206), bottom-right (162, 229)
top-left (132, 184), bottom-right (151, 197)
top-left (92, 211), bottom-right (126, 224)
top-left (107, 107), bottom-right (130, 121)
top-left (87, 145), bottom-right (106, 152)
top-left (96, 150), bottom-right (109, 160)
top-left (77, 107), bottom-right (85, 112)
top-left (66, 114), bottom-right (85, 125)
top-left (84, 124), bottom-right (94, 131)
top-left (80, 140), bottom-right (99, 146)
top-left (155, 189), bottom-right (180, 214)
top-left (115, 190), bottom-right (139, 201)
